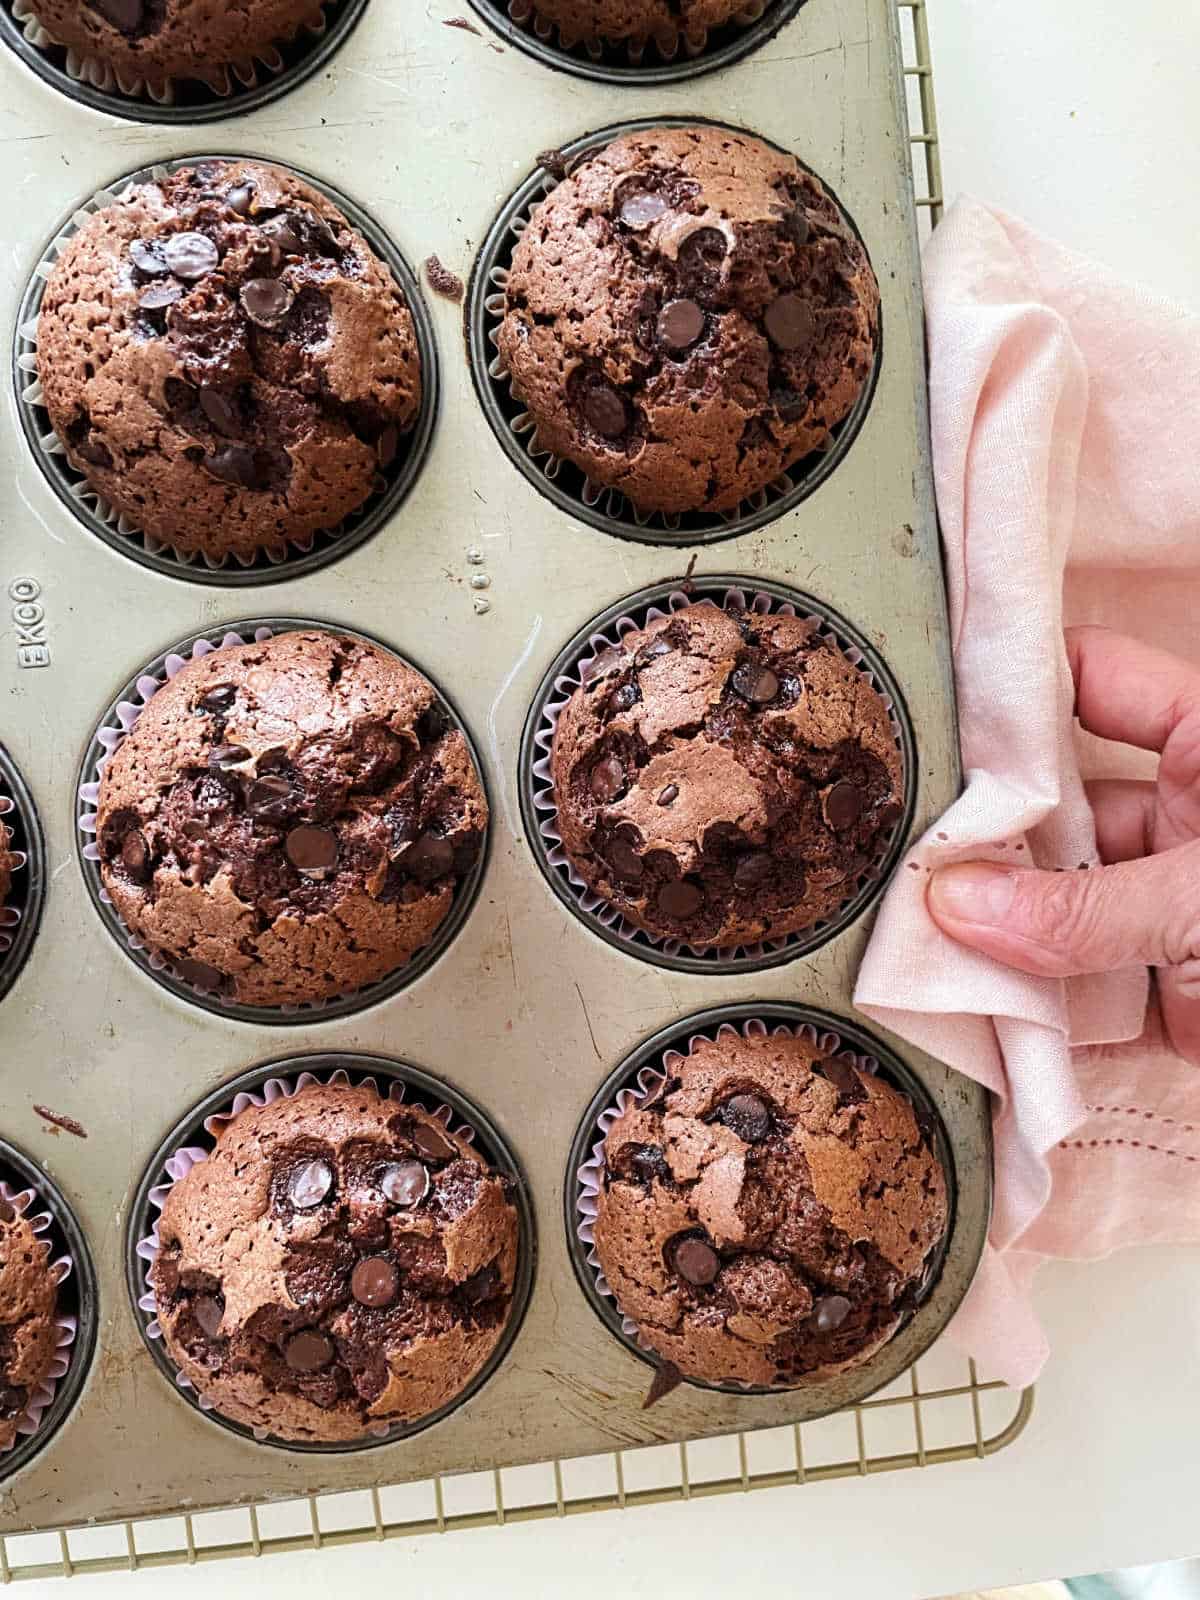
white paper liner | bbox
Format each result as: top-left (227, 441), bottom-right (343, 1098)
top-left (574, 1017), bottom-right (887, 1386)
top-left (0, 796), bottom-right (27, 957)
top-left (530, 587), bottom-right (907, 964)
top-left (134, 1067), bottom-right (482, 1445)
top-left (0, 1178), bottom-right (78, 1455)
top-left (9, 0), bottom-right (336, 106)
top-left (16, 157), bottom-right (409, 575)
top-left (508, 0), bottom-right (768, 66)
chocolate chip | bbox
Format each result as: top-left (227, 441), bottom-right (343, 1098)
top-left (120, 830), bottom-right (150, 883)
top-left (246, 774), bottom-right (293, 819)
top-left (604, 831), bottom-right (643, 883)
top-left (413, 1120), bottom-right (456, 1162)
top-left (731, 662), bottom-right (780, 703)
top-left (138, 280), bottom-right (183, 311)
top-left (376, 426), bottom-right (399, 467)
top-left (240, 277), bottom-right (295, 329)
top-left (193, 1294), bottom-right (224, 1337)
top-left (608, 681), bottom-right (640, 713)
top-left (590, 755), bottom-right (626, 803)
top-left (821, 1056), bottom-right (867, 1104)
top-left (209, 744), bottom-right (250, 768)
top-left (162, 232), bottom-right (219, 281)
top-left (288, 1159), bottom-right (333, 1209)
top-left (657, 298), bottom-right (704, 353)
top-left (173, 956), bottom-right (224, 992)
top-left (286, 825), bottom-right (338, 872)
top-left (657, 879), bottom-right (703, 919)
top-left (733, 852), bottom-right (773, 889)
top-left (403, 832), bottom-right (455, 884)
top-left (582, 646), bottom-right (625, 684)
top-left (203, 445), bottom-right (263, 489)
top-left (199, 388), bottom-right (239, 437)
top-left (764, 292), bottom-right (816, 351)
top-left (581, 379), bottom-right (629, 439)
top-left (461, 1263), bottom-right (500, 1305)
top-left (672, 1236), bottom-right (720, 1287)
top-left (677, 227), bottom-right (727, 276)
top-left (625, 1143), bottom-right (669, 1185)
top-left (164, 376), bottom-right (196, 416)
top-left (635, 637), bottom-right (673, 667)
top-left (380, 1160), bottom-right (429, 1208)
top-left (877, 801), bottom-right (905, 832)
top-left (284, 1330), bottom-right (334, 1373)
top-left (129, 237), bottom-right (168, 276)
top-left (259, 214), bottom-right (303, 256)
top-left (825, 781), bottom-right (865, 830)
top-left (657, 784), bottom-right (679, 807)
top-left (74, 435), bottom-right (113, 469)
top-left (619, 190), bottom-right (668, 229)
top-left (812, 1293), bottom-right (851, 1333)
top-left (88, 0), bottom-right (143, 30)
top-left (226, 182), bottom-right (255, 216)
top-left (351, 1257), bottom-right (398, 1309)
top-left (198, 684), bottom-right (236, 713)
top-left (720, 1093), bottom-right (771, 1143)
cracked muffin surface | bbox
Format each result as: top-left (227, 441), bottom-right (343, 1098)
top-left (550, 601), bottom-right (903, 948)
top-left (94, 630), bottom-right (486, 1007)
top-left (497, 125), bottom-right (878, 516)
top-left (24, 0), bottom-right (333, 97)
top-left (150, 1082), bottom-right (521, 1443)
top-left (592, 1028), bottom-right (948, 1387)
top-left (37, 158), bottom-right (421, 563)
top-left (0, 1200), bottom-right (60, 1451)
top-left (523, 0), bottom-right (749, 51)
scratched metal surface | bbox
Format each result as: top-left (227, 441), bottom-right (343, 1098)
top-left (0, 0), bottom-right (984, 1533)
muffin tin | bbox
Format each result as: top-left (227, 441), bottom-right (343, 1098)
top-left (0, 0), bottom-right (981, 1535)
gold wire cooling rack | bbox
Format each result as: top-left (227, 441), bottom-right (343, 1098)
top-left (0, 2), bottom-right (1030, 1581)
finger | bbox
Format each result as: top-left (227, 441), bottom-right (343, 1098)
top-left (1086, 778), bottom-right (1154, 865)
top-left (1066, 626), bottom-right (1200, 754)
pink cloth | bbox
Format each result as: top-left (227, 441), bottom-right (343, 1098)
top-left (855, 198), bottom-right (1200, 1387)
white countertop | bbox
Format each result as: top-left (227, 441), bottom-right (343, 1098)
top-left (21, 0), bottom-right (1200, 1592)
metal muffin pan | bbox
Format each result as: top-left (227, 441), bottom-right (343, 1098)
top-left (565, 1003), bottom-right (983, 1410)
top-left (0, 742), bottom-right (46, 1005)
top-left (74, 617), bottom-right (490, 1024)
top-left (0, 0), bottom-right (369, 124)
top-left (467, 114), bottom-right (881, 546)
top-left (127, 1052), bottom-right (537, 1455)
top-left (0, 0), bottom-right (972, 1534)
top-left (13, 153), bottom-right (439, 587)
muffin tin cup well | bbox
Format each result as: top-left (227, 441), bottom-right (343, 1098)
top-left (75, 619), bottom-right (490, 1025)
top-left (519, 578), bottom-right (917, 974)
top-left (1, 0), bottom-right (368, 124)
top-left (467, 116), bottom-right (881, 547)
top-left (14, 154), bottom-right (439, 586)
top-left (0, 1137), bottom-right (98, 1480)
top-left (127, 1054), bottom-right (537, 1455)
top-left (0, 744), bottom-right (47, 1005)
top-left (465, 0), bottom-right (805, 86)
top-left (566, 1004), bottom-right (965, 1410)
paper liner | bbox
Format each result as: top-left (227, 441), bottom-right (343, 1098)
top-left (134, 1067), bottom-right (486, 1446)
top-left (574, 1016), bottom-right (937, 1392)
top-left (15, 155), bottom-right (435, 584)
top-left (7, 0), bottom-right (344, 109)
top-left (0, 1178), bottom-right (78, 1456)
top-left (473, 118), bottom-right (878, 544)
top-left (507, 0), bottom-right (769, 68)
top-left (527, 585), bottom-right (910, 969)
top-left (76, 621), bottom-right (487, 1021)
top-left (0, 795), bottom-right (26, 958)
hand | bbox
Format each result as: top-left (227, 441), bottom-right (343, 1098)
top-left (927, 627), bottom-right (1200, 1065)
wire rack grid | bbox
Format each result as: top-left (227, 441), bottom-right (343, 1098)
top-left (0, 2), bottom-right (1030, 1582)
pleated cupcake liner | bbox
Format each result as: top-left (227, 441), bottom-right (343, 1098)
top-left (0, 1178), bottom-right (78, 1458)
top-left (75, 620), bottom-right (488, 1024)
top-left (525, 583), bottom-right (913, 972)
top-left (14, 156), bottom-right (437, 586)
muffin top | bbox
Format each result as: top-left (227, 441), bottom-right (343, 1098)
top-left (591, 1028), bottom-right (948, 1388)
top-left (37, 159), bottom-right (421, 564)
top-left (0, 1199), bottom-right (60, 1452)
top-left (497, 125), bottom-right (878, 517)
top-left (25, 1), bottom-right (330, 94)
top-left (95, 631), bottom-right (486, 1008)
top-left (150, 1082), bottom-right (520, 1443)
top-left (550, 601), bottom-right (903, 948)
top-left (525, 0), bottom-right (749, 51)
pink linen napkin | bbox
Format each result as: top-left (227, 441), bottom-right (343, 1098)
top-left (855, 197), bottom-right (1200, 1386)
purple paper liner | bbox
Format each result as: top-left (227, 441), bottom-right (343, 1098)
top-left (529, 587), bottom-right (907, 965)
top-left (0, 1179), bottom-right (77, 1454)
top-left (134, 1068), bottom-right (480, 1445)
top-left (574, 1016), bottom-right (883, 1381)
top-left (0, 796), bottom-right (26, 957)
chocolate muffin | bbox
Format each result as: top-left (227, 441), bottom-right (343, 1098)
top-left (496, 126), bottom-right (878, 517)
top-left (150, 1083), bottom-right (521, 1443)
top-left (94, 630), bottom-right (486, 1008)
top-left (591, 1028), bottom-right (948, 1387)
top-left (0, 819), bottom-right (14, 918)
top-left (23, 1), bottom-right (332, 98)
top-left (520, 0), bottom-right (749, 53)
top-left (37, 159), bottom-right (421, 564)
top-left (0, 1199), bottom-right (61, 1451)
top-left (550, 601), bottom-right (903, 948)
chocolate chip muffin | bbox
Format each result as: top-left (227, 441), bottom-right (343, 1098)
top-left (0, 1198), bottom-right (61, 1450)
top-left (37, 159), bottom-right (421, 564)
top-left (550, 601), bottom-right (903, 948)
top-left (150, 1083), bottom-right (521, 1443)
top-left (591, 1028), bottom-right (948, 1387)
top-left (0, 819), bottom-right (14, 918)
top-left (520, 0), bottom-right (749, 53)
top-left (94, 630), bottom-right (486, 1008)
top-left (497, 126), bottom-right (878, 517)
top-left (24, 1), bottom-right (332, 97)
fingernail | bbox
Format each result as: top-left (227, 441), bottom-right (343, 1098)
top-left (928, 863), bottom-right (1017, 926)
